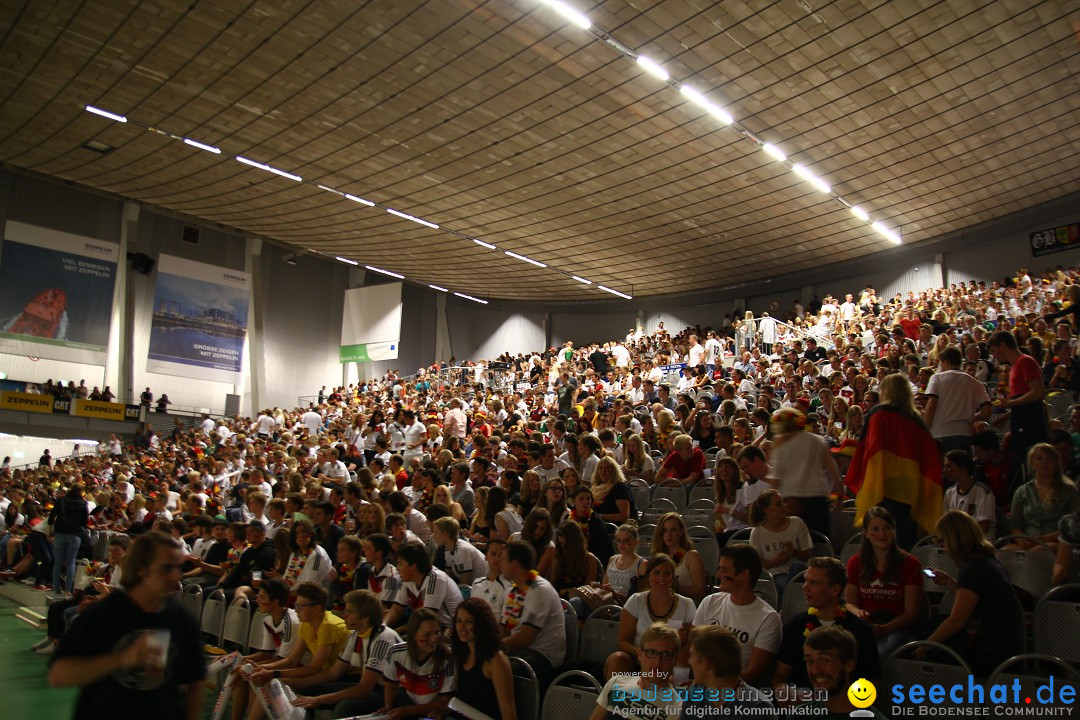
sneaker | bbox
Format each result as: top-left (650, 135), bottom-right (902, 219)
top-left (0, 570), bottom-right (15, 580)
top-left (20, 578), bottom-right (36, 586)
top-left (35, 642), bottom-right (56, 656)
top-left (33, 584), bottom-right (51, 591)
top-left (30, 638), bottom-right (51, 652)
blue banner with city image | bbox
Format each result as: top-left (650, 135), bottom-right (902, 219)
top-left (146, 255), bottom-right (249, 384)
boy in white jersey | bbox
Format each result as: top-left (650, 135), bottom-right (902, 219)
top-left (471, 537), bottom-right (512, 618)
top-left (434, 516), bottom-right (488, 585)
top-left (291, 589), bottom-right (401, 717)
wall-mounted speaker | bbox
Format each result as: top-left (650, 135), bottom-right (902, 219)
top-left (130, 252), bottom-right (156, 275)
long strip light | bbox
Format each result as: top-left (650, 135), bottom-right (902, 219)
top-left (183, 138), bottom-right (221, 154)
top-left (85, 105), bottom-right (127, 123)
top-left (235, 156), bottom-right (302, 182)
top-left (365, 264), bottom-right (405, 279)
top-left (386, 208), bottom-right (439, 229)
top-left (345, 193), bottom-right (375, 207)
top-left (598, 284), bottom-right (633, 300)
top-left (678, 86), bottom-right (733, 125)
top-left (636, 55), bottom-right (669, 81)
top-left (791, 164), bottom-right (831, 195)
top-left (454, 292), bottom-right (489, 305)
top-left (526, 2), bottom-right (904, 247)
top-left (81, 105), bottom-right (630, 298)
top-left (540, 0), bottom-right (591, 29)
top-left (504, 250), bottom-right (547, 268)
top-left (872, 222), bottom-right (902, 245)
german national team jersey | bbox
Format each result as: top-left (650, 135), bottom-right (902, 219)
top-left (365, 562), bottom-right (401, 607)
top-left (338, 624), bottom-right (401, 675)
top-left (255, 608), bottom-right (300, 659)
top-left (382, 642), bottom-right (456, 704)
top-left (393, 567), bottom-right (462, 628)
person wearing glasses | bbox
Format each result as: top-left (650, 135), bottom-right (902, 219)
top-left (590, 623), bottom-right (684, 720)
top-left (243, 582), bottom-right (349, 719)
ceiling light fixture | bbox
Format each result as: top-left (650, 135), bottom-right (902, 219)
top-left (386, 208), bottom-right (439, 229)
top-left (317, 184), bottom-right (343, 195)
top-left (871, 222), bottom-right (902, 245)
top-left (761, 143), bottom-right (787, 163)
top-left (597, 284), bottom-right (633, 300)
top-left (235, 156), bottom-right (302, 182)
top-left (473, 239), bottom-right (497, 250)
top-left (541, 0), bottom-right (591, 29)
top-left (504, 250), bottom-right (547, 268)
top-left (636, 55), bottom-right (669, 81)
top-left (183, 138), bottom-right (221, 154)
top-left (678, 85), bottom-right (733, 125)
top-left (571, 275), bottom-right (592, 285)
top-left (335, 256), bottom-right (359, 266)
top-left (365, 264), bottom-right (405, 279)
top-left (84, 105), bottom-right (127, 123)
top-left (850, 206), bottom-right (870, 222)
top-left (791, 164), bottom-right (831, 194)
top-left (345, 193), bottom-right (375, 207)
top-left (454, 292), bottom-right (489, 304)
top-left (429, 284), bottom-right (448, 292)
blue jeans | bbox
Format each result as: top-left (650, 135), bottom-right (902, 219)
top-left (28, 531), bottom-right (53, 585)
top-left (52, 532), bottom-right (81, 593)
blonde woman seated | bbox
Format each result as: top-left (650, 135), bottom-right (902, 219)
top-left (604, 554), bottom-right (695, 680)
top-left (644, 512), bottom-right (706, 602)
top-left (747, 489), bottom-right (811, 598)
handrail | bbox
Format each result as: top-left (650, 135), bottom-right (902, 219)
top-left (744, 315), bottom-right (836, 350)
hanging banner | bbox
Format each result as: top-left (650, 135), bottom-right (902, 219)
top-left (340, 283), bottom-right (402, 363)
top-left (0, 391), bottom-right (70, 415)
top-left (0, 221), bottom-right (118, 364)
top-left (1030, 222), bottom-right (1080, 257)
top-left (146, 255), bottom-right (250, 384)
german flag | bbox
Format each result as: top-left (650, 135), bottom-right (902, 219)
top-left (845, 405), bottom-right (943, 533)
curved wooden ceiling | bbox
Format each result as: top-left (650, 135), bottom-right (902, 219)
top-left (0, 0), bottom-right (1077, 300)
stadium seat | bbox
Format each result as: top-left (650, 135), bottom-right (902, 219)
top-left (995, 537), bottom-right (1055, 601)
top-left (626, 479), bottom-right (651, 520)
top-left (579, 605), bottom-right (621, 667)
top-left (754, 570), bottom-right (778, 610)
top-left (1033, 584), bottom-right (1080, 664)
top-left (690, 533), bottom-right (719, 579)
top-left (651, 482), bottom-right (686, 513)
top-left (510, 656), bottom-right (540, 720)
top-left (247, 610), bottom-right (269, 654)
top-left (989, 654), bottom-right (1080, 710)
top-left (201, 589), bottom-right (227, 647)
top-left (724, 528), bottom-right (752, 546)
top-left (542, 671), bottom-right (602, 720)
top-left (884, 642), bottom-right (972, 709)
top-left (839, 534), bottom-right (861, 566)
top-left (221, 596), bottom-right (252, 652)
top-left (780, 570), bottom-right (807, 622)
top-left (561, 599), bottom-right (578, 665)
top-left (688, 483), bottom-right (716, 506)
top-left (809, 530), bottom-right (834, 558)
top-left (687, 497), bottom-right (715, 512)
top-left (180, 582), bottom-right (203, 626)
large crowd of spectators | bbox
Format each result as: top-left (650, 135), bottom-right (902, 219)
top-left (2, 264), bottom-right (1080, 719)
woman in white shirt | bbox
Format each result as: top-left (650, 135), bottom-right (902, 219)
top-left (283, 517), bottom-right (332, 595)
top-left (605, 553), bottom-right (695, 679)
top-left (748, 489), bottom-right (812, 599)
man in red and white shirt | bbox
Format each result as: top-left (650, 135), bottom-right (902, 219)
top-left (990, 329), bottom-right (1047, 461)
top-left (385, 542), bottom-right (462, 631)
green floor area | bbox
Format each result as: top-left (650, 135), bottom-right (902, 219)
top-left (0, 596), bottom-right (78, 720)
top-left (0, 596), bottom-right (223, 720)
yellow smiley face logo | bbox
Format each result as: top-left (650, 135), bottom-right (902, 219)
top-left (848, 678), bottom-right (877, 708)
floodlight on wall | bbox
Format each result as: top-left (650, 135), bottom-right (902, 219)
top-left (283, 253), bottom-right (300, 266)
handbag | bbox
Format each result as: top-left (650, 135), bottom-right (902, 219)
top-left (569, 584), bottom-right (615, 611)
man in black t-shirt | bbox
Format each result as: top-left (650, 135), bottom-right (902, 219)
top-left (50, 532), bottom-right (206, 720)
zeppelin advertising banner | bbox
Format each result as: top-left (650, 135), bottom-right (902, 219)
top-left (0, 390), bottom-right (70, 415)
top-left (73, 399), bottom-right (142, 421)
top-left (146, 255), bottom-right (250, 384)
top-left (0, 221), bottom-right (118, 364)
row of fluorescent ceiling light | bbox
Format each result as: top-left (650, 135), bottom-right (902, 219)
top-left (533, 0), bottom-right (903, 245)
top-left (83, 103), bottom-right (633, 303)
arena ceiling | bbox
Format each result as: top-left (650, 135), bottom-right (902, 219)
top-left (0, 0), bottom-right (1078, 302)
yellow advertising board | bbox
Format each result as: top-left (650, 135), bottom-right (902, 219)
top-left (73, 399), bottom-right (130, 421)
top-left (0, 391), bottom-right (58, 414)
